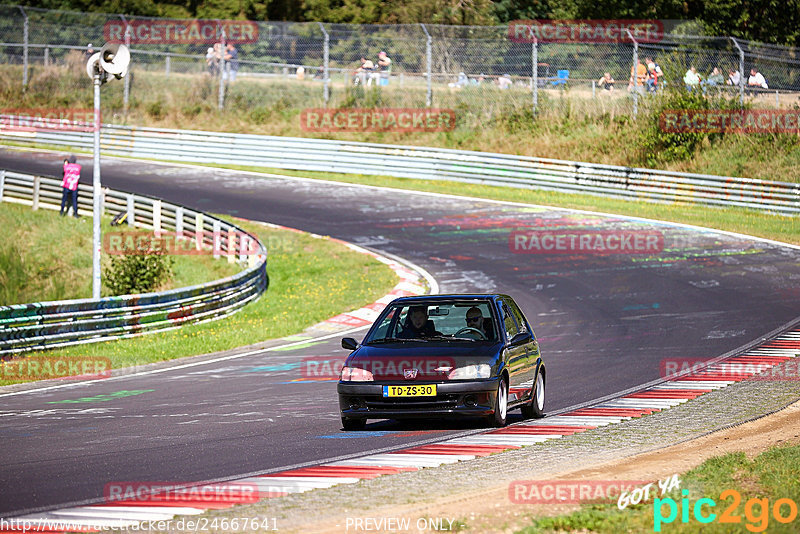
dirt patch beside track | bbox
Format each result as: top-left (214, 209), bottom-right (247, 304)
top-left (298, 399), bottom-right (800, 533)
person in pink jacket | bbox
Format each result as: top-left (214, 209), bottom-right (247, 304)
top-left (60, 155), bottom-right (81, 218)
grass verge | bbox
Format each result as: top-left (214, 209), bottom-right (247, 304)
top-left (519, 444), bottom-right (800, 533)
top-left (0, 215), bottom-right (398, 386)
top-left (0, 202), bottom-right (239, 304)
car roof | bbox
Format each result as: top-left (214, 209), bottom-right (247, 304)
top-left (389, 294), bottom-right (509, 304)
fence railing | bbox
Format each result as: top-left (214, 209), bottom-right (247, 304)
top-left (1, 122), bottom-right (797, 214)
top-left (0, 169), bottom-right (268, 355)
top-left (1, 5), bottom-right (799, 119)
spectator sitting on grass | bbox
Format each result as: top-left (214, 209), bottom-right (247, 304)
top-left (598, 72), bottom-right (615, 92)
top-left (748, 68), bottom-right (768, 89)
top-left (727, 69), bottom-right (741, 86)
top-left (707, 67), bottom-right (725, 86)
top-left (683, 66), bottom-right (702, 92)
top-left (497, 73), bottom-right (512, 90)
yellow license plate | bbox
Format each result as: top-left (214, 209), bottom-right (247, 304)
top-left (382, 384), bottom-right (437, 397)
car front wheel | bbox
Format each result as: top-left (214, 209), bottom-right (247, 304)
top-left (521, 371), bottom-right (545, 419)
top-left (341, 417), bottom-right (366, 431)
top-left (487, 377), bottom-right (508, 427)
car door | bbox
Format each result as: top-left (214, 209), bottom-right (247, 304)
top-left (498, 299), bottom-right (528, 401)
top-left (506, 298), bottom-right (538, 394)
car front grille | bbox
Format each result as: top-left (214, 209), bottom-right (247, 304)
top-left (363, 394), bottom-right (461, 411)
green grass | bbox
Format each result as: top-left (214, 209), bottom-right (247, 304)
top-left (0, 202), bottom-right (239, 304)
top-left (518, 444), bottom-right (800, 533)
top-left (0, 216), bottom-right (398, 385)
top-left (2, 61), bottom-right (799, 182)
top-left (197, 163), bottom-right (800, 248)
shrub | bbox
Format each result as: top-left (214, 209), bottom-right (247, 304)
top-left (638, 89), bottom-right (743, 167)
top-left (103, 242), bottom-right (174, 295)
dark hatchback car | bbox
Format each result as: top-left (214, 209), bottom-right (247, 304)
top-left (337, 294), bottom-right (545, 430)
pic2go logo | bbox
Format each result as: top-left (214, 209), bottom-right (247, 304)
top-left (654, 489), bottom-right (799, 532)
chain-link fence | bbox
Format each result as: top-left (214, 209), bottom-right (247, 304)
top-left (1, 5), bottom-right (799, 127)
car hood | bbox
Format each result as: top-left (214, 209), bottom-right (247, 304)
top-left (346, 342), bottom-right (502, 381)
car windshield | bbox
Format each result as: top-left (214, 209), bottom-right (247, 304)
top-left (364, 301), bottom-right (498, 343)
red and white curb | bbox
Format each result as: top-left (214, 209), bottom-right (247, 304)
top-left (5, 331), bottom-right (798, 532)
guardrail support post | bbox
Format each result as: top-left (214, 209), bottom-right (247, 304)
top-left (165, 53), bottom-right (171, 78)
top-left (153, 199), bottom-right (162, 237)
top-left (126, 193), bottom-right (135, 226)
top-left (421, 24), bottom-right (432, 107)
top-left (19, 7), bottom-right (28, 89)
top-left (175, 206), bottom-right (184, 237)
top-left (730, 37), bottom-right (745, 107)
top-left (32, 175), bottom-right (40, 210)
top-left (239, 234), bottom-right (249, 264)
top-left (195, 212), bottom-right (204, 251)
top-left (213, 219), bottom-right (221, 259)
top-left (319, 22), bottom-right (330, 107)
top-left (44, 47), bottom-right (49, 67)
top-left (227, 227), bottom-right (236, 263)
top-left (0, 170), bottom-right (5, 202)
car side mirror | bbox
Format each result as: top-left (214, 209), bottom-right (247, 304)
top-left (510, 331), bottom-right (532, 346)
top-left (342, 337), bottom-right (359, 351)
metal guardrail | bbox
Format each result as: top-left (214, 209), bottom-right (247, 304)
top-left (1, 122), bottom-right (798, 214)
top-left (0, 169), bottom-right (268, 355)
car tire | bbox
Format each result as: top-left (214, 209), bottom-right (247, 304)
top-left (521, 371), bottom-right (545, 419)
top-left (487, 377), bottom-right (508, 427)
top-left (341, 417), bottom-right (366, 431)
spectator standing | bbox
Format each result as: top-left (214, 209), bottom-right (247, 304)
top-left (497, 73), bottom-right (512, 90)
top-left (60, 155), bottom-right (81, 218)
top-left (223, 43), bottom-right (239, 82)
top-left (645, 57), bottom-right (662, 93)
top-left (205, 47), bottom-right (219, 76)
top-left (629, 60), bottom-right (647, 94)
top-left (376, 51), bottom-right (392, 86)
top-left (84, 43), bottom-right (95, 61)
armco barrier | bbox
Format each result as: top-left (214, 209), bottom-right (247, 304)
top-left (0, 169), bottom-right (268, 356)
top-left (1, 121), bottom-right (799, 214)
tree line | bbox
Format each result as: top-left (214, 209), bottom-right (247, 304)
top-left (6, 0), bottom-right (799, 46)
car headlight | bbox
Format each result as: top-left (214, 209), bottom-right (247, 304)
top-left (447, 364), bottom-right (491, 379)
top-left (340, 366), bottom-right (374, 382)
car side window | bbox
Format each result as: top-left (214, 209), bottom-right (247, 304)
top-left (507, 300), bottom-right (529, 335)
top-left (372, 307), bottom-right (399, 339)
top-left (501, 303), bottom-right (519, 340)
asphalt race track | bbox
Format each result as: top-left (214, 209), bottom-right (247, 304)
top-left (1, 148), bottom-right (799, 517)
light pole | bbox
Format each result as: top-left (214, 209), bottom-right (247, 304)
top-left (86, 43), bottom-right (130, 298)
